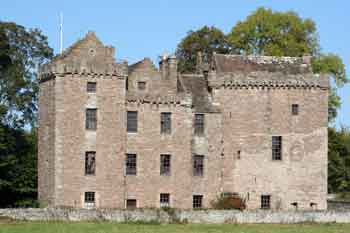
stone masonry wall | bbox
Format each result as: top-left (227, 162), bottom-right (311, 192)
top-left (38, 79), bottom-right (56, 205)
top-left (1, 208), bottom-right (350, 223)
top-left (125, 102), bottom-right (223, 209)
top-left (212, 87), bottom-right (328, 210)
top-left (52, 74), bottom-right (126, 208)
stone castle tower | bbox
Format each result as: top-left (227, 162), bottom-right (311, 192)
top-left (38, 32), bottom-right (329, 210)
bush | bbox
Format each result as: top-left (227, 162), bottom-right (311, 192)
top-left (211, 194), bottom-right (246, 210)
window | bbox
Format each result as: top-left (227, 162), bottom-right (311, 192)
top-left (84, 192), bottom-right (95, 208)
top-left (272, 136), bottom-right (282, 160)
top-left (194, 114), bottom-right (204, 135)
top-left (138, 81), bottom-right (146, 90)
top-left (125, 154), bottom-right (137, 175)
top-left (161, 112), bottom-right (172, 134)
top-left (86, 109), bottom-right (97, 130)
top-left (193, 155), bottom-right (204, 176)
top-left (87, 82), bottom-right (96, 93)
top-left (160, 193), bottom-right (170, 207)
top-left (292, 104), bottom-right (299, 115)
top-left (126, 199), bottom-right (137, 209)
top-left (261, 195), bottom-right (270, 209)
top-left (193, 195), bottom-right (203, 209)
top-left (160, 154), bottom-right (171, 176)
top-left (85, 152), bottom-right (96, 175)
top-left (127, 111), bottom-right (138, 132)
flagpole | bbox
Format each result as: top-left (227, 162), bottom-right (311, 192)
top-left (60, 12), bottom-right (63, 54)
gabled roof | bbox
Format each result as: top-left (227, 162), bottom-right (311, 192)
top-left (129, 58), bottom-right (157, 73)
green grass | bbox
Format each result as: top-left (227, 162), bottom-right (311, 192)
top-left (0, 221), bottom-right (349, 233)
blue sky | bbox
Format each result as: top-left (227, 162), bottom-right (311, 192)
top-left (1, 0), bottom-right (349, 127)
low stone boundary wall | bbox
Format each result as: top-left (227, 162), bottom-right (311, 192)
top-left (328, 200), bottom-right (350, 211)
top-left (1, 208), bottom-right (350, 223)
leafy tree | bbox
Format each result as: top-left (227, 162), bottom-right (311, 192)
top-left (227, 7), bottom-right (318, 56)
top-left (0, 124), bottom-right (38, 207)
top-left (176, 26), bottom-right (230, 73)
top-left (227, 8), bottom-right (347, 122)
top-left (0, 22), bottom-right (52, 207)
top-left (0, 22), bottom-right (53, 128)
top-left (328, 127), bottom-right (350, 195)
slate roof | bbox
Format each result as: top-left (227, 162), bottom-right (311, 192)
top-left (178, 74), bottom-right (220, 113)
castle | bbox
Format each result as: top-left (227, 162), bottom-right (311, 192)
top-left (38, 32), bottom-right (328, 210)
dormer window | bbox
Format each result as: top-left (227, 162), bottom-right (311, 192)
top-left (138, 81), bottom-right (146, 90)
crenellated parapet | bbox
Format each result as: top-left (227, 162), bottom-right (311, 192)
top-left (38, 61), bottom-right (128, 83)
top-left (126, 92), bottom-right (192, 108)
top-left (208, 71), bottom-right (329, 90)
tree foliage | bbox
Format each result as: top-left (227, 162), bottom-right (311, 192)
top-left (176, 26), bottom-right (230, 73)
top-left (0, 22), bottom-right (52, 207)
top-left (0, 124), bottom-right (38, 207)
top-left (328, 127), bottom-right (350, 195)
top-left (227, 7), bottom-right (318, 57)
top-left (0, 22), bottom-right (53, 127)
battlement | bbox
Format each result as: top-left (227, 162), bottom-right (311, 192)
top-left (212, 53), bottom-right (312, 74)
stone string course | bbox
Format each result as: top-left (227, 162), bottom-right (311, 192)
top-left (1, 208), bottom-right (350, 223)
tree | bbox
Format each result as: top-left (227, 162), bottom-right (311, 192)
top-left (0, 22), bottom-right (52, 207)
top-left (0, 22), bottom-right (53, 128)
top-left (227, 8), bottom-right (347, 122)
top-left (227, 7), bottom-right (318, 56)
top-left (176, 26), bottom-right (230, 73)
top-left (0, 124), bottom-right (38, 207)
top-left (328, 127), bottom-right (350, 195)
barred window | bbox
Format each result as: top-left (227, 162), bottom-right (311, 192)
top-left (193, 155), bottom-right (204, 176)
top-left (160, 154), bottom-right (171, 176)
top-left (261, 195), bottom-right (271, 209)
top-left (138, 81), bottom-right (146, 90)
top-left (87, 82), bottom-right (96, 93)
top-left (292, 104), bottom-right (299, 115)
top-left (127, 111), bottom-right (138, 132)
top-left (86, 109), bottom-right (97, 130)
top-left (272, 136), bottom-right (282, 160)
top-left (126, 199), bottom-right (137, 209)
top-left (161, 112), bottom-right (171, 134)
top-left (85, 192), bottom-right (95, 203)
top-left (194, 114), bottom-right (204, 135)
top-left (160, 193), bottom-right (170, 207)
top-left (125, 154), bottom-right (137, 175)
top-left (193, 195), bottom-right (203, 209)
top-left (85, 152), bottom-right (96, 175)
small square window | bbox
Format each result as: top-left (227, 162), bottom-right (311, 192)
top-left (193, 155), bottom-right (204, 176)
top-left (138, 81), bottom-right (146, 90)
top-left (161, 112), bottom-right (172, 134)
top-left (126, 199), bottom-right (137, 209)
top-left (160, 193), bottom-right (170, 207)
top-left (127, 111), bottom-right (138, 133)
top-left (125, 154), bottom-right (137, 175)
top-left (261, 195), bottom-right (270, 209)
top-left (84, 192), bottom-right (95, 208)
top-left (86, 109), bottom-right (97, 130)
top-left (85, 192), bottom-right (95, 203)
top-left (85, 151), bottom-right (96, 175)
top-left (193, 195), bottom-right (203, 209)
top-left (292, 104), bottom-right (299, 115)
top-left (87, 82), bottom-right (96, 93)
top-left (160, 154), bottom-right (171, 176)
top-left (194, 114), bottom-right (204, 135)
top-left (272, 136), bottom-right (282, 160)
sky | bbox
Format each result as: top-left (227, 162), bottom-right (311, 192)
top-left (1, 0), bottom-right (349, 127)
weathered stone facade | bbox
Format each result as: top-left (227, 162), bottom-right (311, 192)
top-left (38, 32), bottom-right (328, 210)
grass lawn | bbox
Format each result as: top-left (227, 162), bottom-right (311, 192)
top-left (0, 221), bottom-right (350, 233)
